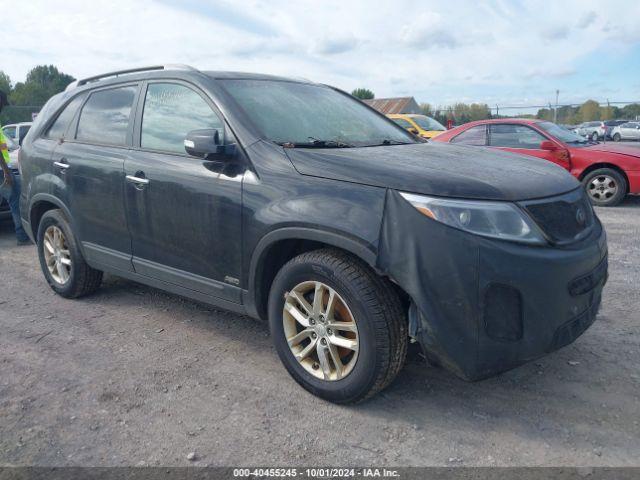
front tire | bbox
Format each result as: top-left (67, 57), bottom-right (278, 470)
top-left (268, 249), bottom-right (407, 403)
top-left (582, 168), bottom-right (626, 207)
top-left (591, 131), bottom-right (599, 142)
top-left (613, 133), bottom-right (621, 142)
top-left (37, 209), bottom-right (103, 298)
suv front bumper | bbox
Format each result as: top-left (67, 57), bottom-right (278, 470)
top-left (377, 190), bottom-right (608, 381)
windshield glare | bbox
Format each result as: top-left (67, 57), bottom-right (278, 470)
top-left (538, 121), bottom-right (587, 143)
top-left (221, 80), bottom-right (415, 146)
top-left (411, 115), bottom-right (445, 131)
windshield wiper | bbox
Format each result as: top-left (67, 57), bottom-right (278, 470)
top-left (365, 139), bottom-right (414, 147)
top-left (278, 137), bottom-right (354, 148)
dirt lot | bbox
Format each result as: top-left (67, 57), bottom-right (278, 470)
top-left (1, 197), bottom-right (639, 467)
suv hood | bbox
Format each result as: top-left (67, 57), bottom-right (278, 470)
top-left (285, 142), bottom-right (578, 201)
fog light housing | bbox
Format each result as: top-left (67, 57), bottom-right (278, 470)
top-left (483, 284), bottom-right (523, 342)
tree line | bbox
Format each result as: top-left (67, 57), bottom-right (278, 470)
top-left (2, 69), bottom-right (638, 127)
top-left (0, 65), bottom-right (75, 124)
top-left (352, 87), bottom-right (640, 126)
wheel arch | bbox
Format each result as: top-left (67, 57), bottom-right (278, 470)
top-left (245, 227), bottom-right (379, 320)
top-left (579, 163), bottom-right (630, 193)
top-left (29, 194), bottom-right (74, 244)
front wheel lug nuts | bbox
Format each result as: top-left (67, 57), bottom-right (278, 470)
top-left (309, 318), bottom-right (315, 325)
top-left (327, 328), bottom-right (333, 335)
top-left (311, 333), bottom-right (317, 339)
top-left (321, 338), bottom-right (327, 345)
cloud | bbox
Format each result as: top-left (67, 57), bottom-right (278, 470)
top-left (540, 25), bottom-right (568, 40)
top-left (314, 36), bottom-right (359, 55)
top-left (398, 12), bottom-right (459, 48)
top-left (577, 11), bottom-right (597, 29)
top-left (3, 0), bottom-right (640, 108)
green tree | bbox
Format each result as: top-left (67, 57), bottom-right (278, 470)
top-left (419, 102), bottom-right (433, 116)
top-left (351, 88), bottom-right (374, 100)
top-left (10, 65), bottom-right (75, 106)
top-left (621, 103), bottom-right (640, 120)
top-left (0, 71), bottom-right (11, 96)
top-left (577, 100), bottom-right (601, 122)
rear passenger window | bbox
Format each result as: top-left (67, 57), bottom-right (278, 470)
top-left (44, 94), bottom-right (86, 140)
top-left (76, 86), bottom-right (137, 146)
top-left (489, 124), bottom-right (545, 149)
top-left (451, 125), bottom-right (486, 146)
top-left (141, 83), bottom-right (222, 154)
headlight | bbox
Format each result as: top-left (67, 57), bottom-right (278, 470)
top-left (399, 192), bottom-right (546, 245)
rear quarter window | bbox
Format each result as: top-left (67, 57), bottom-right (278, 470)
top-left (44, 94), bottom-right (87, 140)
top-left (450, 125), bottom-right (487, 146)
top-left (76, 86), bottom-right (137, 146)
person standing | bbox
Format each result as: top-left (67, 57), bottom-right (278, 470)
top-left (0, 90), bottom-right (31, 245)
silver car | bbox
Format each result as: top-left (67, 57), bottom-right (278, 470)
top-left (575, 121), bottom-right (606, 141)
top-left (611, 122), bottom-right (640, 141)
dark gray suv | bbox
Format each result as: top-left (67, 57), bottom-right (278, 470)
top-left (19, 65), bottom-right (608, 403)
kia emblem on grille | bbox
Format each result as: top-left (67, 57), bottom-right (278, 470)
top-left (576, 207), bottom-right (586, 226)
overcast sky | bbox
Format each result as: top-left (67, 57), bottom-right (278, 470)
top-left (4, 0), bottom-right (640, 113)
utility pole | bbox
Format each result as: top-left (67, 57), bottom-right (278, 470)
top-left (553, 89), bottom-right (559, 124)
top-left (496, 104), bottom-right (499, 117)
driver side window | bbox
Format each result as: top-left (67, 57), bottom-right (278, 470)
top-left (489, 124), bottom-right (545, 149)
top-left (141, 83), bottom-right (223, 155)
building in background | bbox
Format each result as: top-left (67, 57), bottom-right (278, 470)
top-left (363, 97), bottom-right (421, 114)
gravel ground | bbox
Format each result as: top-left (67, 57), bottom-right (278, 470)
top-left (0, 197), bottom-right (639, 467)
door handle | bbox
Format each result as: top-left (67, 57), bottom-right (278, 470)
top-left (53, 159), bottom-right (70, 170)
top-left (126, 175), bottom-right (150, 186)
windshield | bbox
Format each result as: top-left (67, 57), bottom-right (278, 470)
top-left (537, 121), bottom-right (588, 144)
top-left (411, 115), bottom-right (445, 131)
top-left (221, 80), bottom-right (415, 147)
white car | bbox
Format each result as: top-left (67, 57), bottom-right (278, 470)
top-left (2, 122), bottom-right (32, 146)
top-left (611, 122), bottom-right (640, 142)
top-left (5, 135), bottom-right (20, 169)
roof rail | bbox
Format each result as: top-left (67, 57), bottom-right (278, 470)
top-left (65, 64), bottom-right (198, 91)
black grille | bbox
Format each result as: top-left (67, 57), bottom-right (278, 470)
top-left (522, 189), bottom-right (594, 244)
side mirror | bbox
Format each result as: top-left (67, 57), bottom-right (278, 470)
top-left (408, 127), bottom-right (419, 135)
top-left (184, 129), bottom-right (235, 159)
top-left (540, 140), bottom-right (558, 151)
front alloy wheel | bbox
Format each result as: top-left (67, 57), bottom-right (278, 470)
top-left (268, 249), bottom-right (408, 403)
top-left (283, 281), bottom-right (359, 381)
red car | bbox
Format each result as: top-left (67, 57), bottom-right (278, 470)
top-left (433, 118), bottom-right (640, 206)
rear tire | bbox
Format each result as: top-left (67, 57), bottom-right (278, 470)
top-left (37, 209), bottom-right (103, 298)
top-left (582, 168), bottom-right (626, 207)
top-left (268, 248), bottom-right (407, 403)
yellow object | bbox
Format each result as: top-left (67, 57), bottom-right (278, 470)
top-left (0, 124), bottom-right (9, 163)
top-left (388, 114), bottom-right (446, 139)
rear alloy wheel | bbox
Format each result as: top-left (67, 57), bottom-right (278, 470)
top-left (613, 133), bottom-right (622, 142)
top-left (37, 209), bottom-right (103, 298)
top-left (268, 248), bottom-right (407, 403)
top-left (582, 168), bottom-right (626, 207)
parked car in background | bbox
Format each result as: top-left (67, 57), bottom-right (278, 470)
top-left (2, 122), bottom-right (32, 146)
top-left (387, 114), bottom-right (446, 139)
top-left (611, 121), bottom-right (640, 142)
top-left (575, 121), bottom-right (606, 141)
top-left (603, 120), bottom-right (629, 139)
top-left (18, 66), bottom-right (607, 403)
top-left (433, 118), bottom-right (640, 206)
